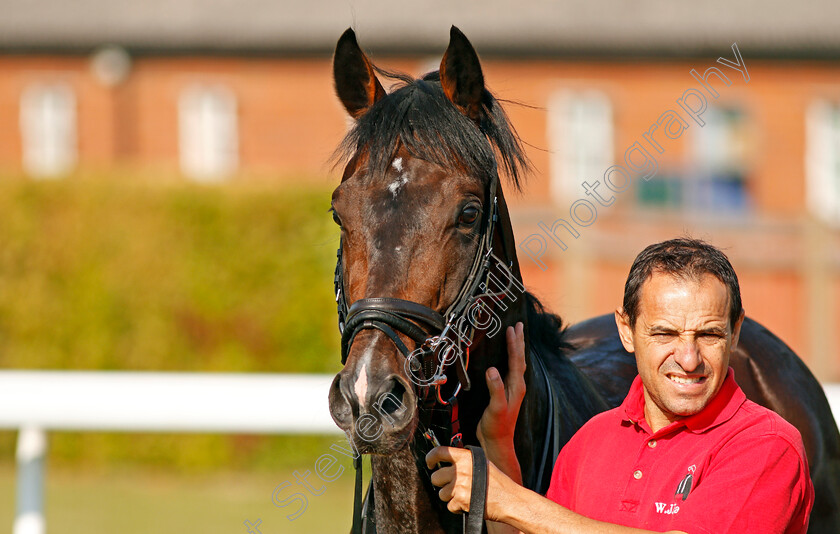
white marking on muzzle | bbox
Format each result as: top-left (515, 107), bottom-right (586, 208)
top-left (354, 362), bottom-right (368, 408)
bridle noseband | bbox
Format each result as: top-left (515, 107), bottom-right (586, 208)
top-left (334, 173), bottom-right (502, 405)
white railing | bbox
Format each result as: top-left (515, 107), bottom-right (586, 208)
top-left (3, 371), bottom-right (840, 534)
top-left (0, 371), bottom-right (341, 534)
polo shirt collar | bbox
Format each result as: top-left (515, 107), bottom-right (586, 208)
top-left (620, 367), bottom-right (746, 435)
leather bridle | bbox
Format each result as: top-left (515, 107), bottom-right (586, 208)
top-left (334, 169), bottom-right (504, 534)
top-left (335, 170), bottom-right (503, 405)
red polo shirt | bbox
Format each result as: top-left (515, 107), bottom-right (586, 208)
top-left (545, 369), bottom-right (813, 533)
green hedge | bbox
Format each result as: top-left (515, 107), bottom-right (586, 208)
top-left (0, 174), bottom-right (344, 470)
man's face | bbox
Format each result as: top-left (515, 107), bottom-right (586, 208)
top-left (615, 272), bottom-right (745, 432)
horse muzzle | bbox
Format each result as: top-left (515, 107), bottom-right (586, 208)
top-left (329, 361), bottom-right (417, 452)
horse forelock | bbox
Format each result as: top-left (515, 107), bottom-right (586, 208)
top-left (333, 69), bottom-right (530, 190)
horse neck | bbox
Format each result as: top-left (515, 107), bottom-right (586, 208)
top-left (513, 323), bottom-right (552, 490)
top-left (476, 185), bottom-right (550, 485)
top-left (488, 187), bottom-right (563, 490)
top-left (512, 297), bottom-right (612, 492)
top-left (370, 445), bottom-right (458, 533)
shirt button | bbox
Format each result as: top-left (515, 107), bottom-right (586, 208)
top-left (648, 440), bottom-right (657, 448)
top-left (633, 470), bottom-right (643, 480)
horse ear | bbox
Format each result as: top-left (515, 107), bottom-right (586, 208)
top-left (439, 26), bottom-right (485, 122)
top-left (333, 28), bottom-right (386, 119)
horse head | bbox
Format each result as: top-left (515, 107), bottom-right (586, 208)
top-left (327, 26), bottom-right (529, 457)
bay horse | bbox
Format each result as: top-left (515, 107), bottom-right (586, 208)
top-left (326, 26), bottom-right (840, 533)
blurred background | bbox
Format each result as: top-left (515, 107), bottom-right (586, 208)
top-left (1, 0), bottom-right (839, 532)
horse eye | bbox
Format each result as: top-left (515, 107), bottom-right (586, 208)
top-left (459, 205), bottom-right (479, 225)
top-left (331, 210), bottom-right (342, 227)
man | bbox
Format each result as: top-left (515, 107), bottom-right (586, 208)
top-left (428, 238), bottom-right (814, 533)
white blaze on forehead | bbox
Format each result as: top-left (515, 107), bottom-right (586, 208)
top-left (388, 175), bottom-right (409, 196)
top-left (388, 157), bottom-right (410, 197)
top-left (354, 362), bottom-right (369, 408)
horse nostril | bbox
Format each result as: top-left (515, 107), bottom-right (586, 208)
top-left (371, 376), bottom-right (414, 430)
top-left (328, 373), bottom-right (354, 428)
top-left (378, 379), bottom-right (406, 416)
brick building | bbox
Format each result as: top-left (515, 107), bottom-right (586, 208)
top-left (2, 0), bottom-right (840, 378)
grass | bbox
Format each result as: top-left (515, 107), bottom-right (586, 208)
top-left (0, 457), bottom-right (357, 534)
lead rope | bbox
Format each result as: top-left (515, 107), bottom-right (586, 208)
top-left (464, 446), bottom-right (488, 534)
top-left (352, 456), bottom-right (364, 534)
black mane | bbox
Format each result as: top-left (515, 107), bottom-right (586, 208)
top-left (334, 70), bottom-right (531, 188)
top-left (525, 292), bottom-right (576, 355)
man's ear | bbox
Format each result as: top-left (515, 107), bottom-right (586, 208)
top-left (615, 307), bottom-right (636, 354)
top-left (731, 309), bottom-right (746, 349)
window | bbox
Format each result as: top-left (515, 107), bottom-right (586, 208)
top-left (806, 99), bottom-right (840, 225)
top-left (636, 173), bottom-right (684, 207)
top-left (19, 83), bottom-right (77, 177)
top-left (637, 106), bottom-right (751, 212)
top-left (178, 85), bottom-right (239, 181)
top-left (547, 90), bottom-right (614, 204)
top-left (687, 106), bottom-right (751, 211)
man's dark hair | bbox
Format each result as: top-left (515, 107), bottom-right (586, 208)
top-left (622, 238), bottom-right (743, 330)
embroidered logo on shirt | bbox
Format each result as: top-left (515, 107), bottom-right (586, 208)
top-left (654, 502), bottom-right (680, 515)
top-left (655, 465), bottom-right (696, 514)
top-left (675, 465), bottom-right (696, 501)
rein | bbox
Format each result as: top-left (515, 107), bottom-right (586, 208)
top-left (334, 170), bottom-right (501, 398)
top-left (334, 171), bottom-right (502, 534)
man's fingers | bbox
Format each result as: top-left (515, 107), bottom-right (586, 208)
top-left (438, 481), bottom-right (470, 513)
top-left (426, 445), bottom-right (469, 469)
top-left (447, 498), bottom-right (467, 514)
top-left (506, 322), bottom-right (526, 371)
top-left (438, 482), bottom-right (457, 503)
top-left (505, 322), bottom-right (527, 397)
top-left (430, 465), bottom-right (455, 488)
top-left (427, 446), bottom-right (472, 514)
top-left (426, 445), bottom-right (453, 469)
top-left (485, 367), bottom-right (507, 410)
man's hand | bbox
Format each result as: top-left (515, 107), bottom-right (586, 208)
top-left (427, 446), bottom-right (475, 514)
top-left (477, 322), bottom-right (526, 482)
top-left (426, 445), bottom-right (517, 523)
